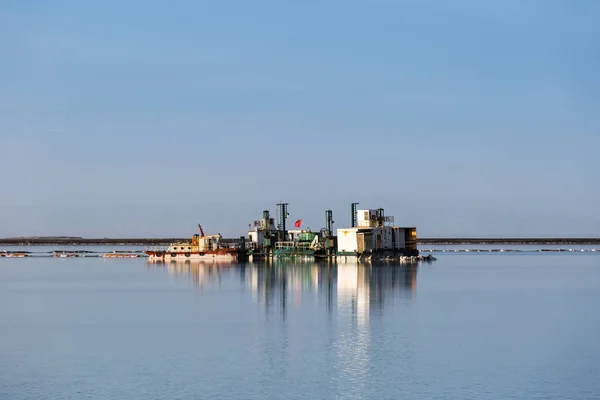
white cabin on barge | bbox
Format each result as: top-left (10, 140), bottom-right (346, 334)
top-left (336, 208), bottom-right (418, 257)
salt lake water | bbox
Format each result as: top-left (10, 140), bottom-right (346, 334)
top-left (1, 249), bottom-right (599, 399)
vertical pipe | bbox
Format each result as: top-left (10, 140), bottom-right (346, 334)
top-left (277, 203), bottom-right (289, 240)
top-left (351, 202), bottom-right (359, 228)
top-left (326, 209), bottom-right (334, 237)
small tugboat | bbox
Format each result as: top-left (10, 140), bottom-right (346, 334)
top-left (145, 225), bottom-right (243, 262)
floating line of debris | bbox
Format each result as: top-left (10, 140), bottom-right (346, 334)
top-left (1, 250), bottom-right (147, 258)
top-left (419, 248), bottom-right (598, 253)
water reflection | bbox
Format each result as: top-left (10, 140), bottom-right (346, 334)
top-left (148, 260), bottom-right (418, 317)
top-left (251, 261), bottom-right (417, 319)
top-left (147, 259), bottom-right (233, 288)
top-left (148, 259), bottom-right (418, 398)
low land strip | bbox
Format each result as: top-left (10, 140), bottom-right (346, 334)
top-left (1, 237), bottom-right (599, 246)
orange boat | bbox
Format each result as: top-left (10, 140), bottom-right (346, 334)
top-left (146, 225), bottom-right (243, 262)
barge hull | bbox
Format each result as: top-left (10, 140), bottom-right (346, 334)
top-left (146, 251), bottom-right (239, 262)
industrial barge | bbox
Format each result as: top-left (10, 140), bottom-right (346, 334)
top-left (145, 203), bottom-right (431, 263)
top-left (245, 203), bottom-right (423, 262)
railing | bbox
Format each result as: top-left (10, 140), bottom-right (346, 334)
top-left (275, 241), bottom-right (313, 250)
top-left (275, 241), bottom-right (295, 250)
top-left (218, 241), bottom-right (256, 250)
top-left (146, 247), bottom-right (167, 252)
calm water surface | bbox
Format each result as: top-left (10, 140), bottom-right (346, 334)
top-left (1, 253), bottom-right (599, 399)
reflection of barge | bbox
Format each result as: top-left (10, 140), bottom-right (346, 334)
top-left (146, 225), bottom-right (245, 262)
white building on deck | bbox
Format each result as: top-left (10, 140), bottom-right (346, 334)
top-left (336, 209), bottom-right (417, 256)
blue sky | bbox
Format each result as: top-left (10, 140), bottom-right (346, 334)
top-left (1, 0), bottom-right (599, 238)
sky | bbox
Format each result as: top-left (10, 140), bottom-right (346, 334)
top-left (1, 0), bottom-right (599, 238)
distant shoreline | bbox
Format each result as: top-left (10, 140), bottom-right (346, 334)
top-left (1, 237), bottom-right (600, 246)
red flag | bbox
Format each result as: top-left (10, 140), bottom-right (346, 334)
top-left (294, 219), bottom-right (302, 228)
